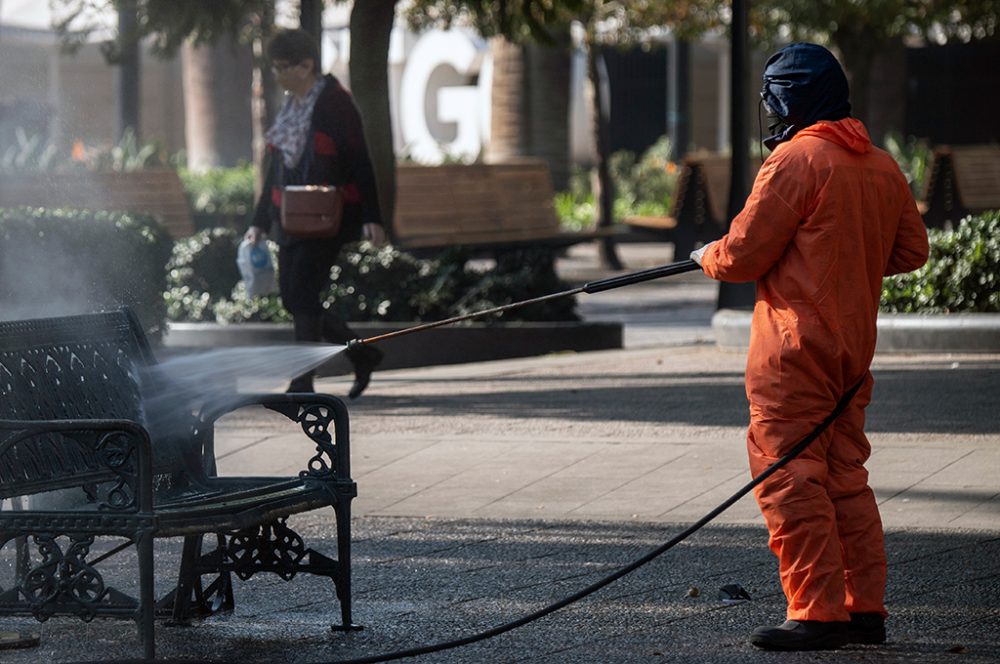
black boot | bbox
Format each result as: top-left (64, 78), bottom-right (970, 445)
top-left (346, 343), bottom-right (383, 399)
top-left (848, 613), bottom-right (886, 644)
top-left (321, 315), bottom-right (382, 399)
top-left (287, 314), bottom-right (323, 393)
top-left (750, 620), bottom-right (849, 651)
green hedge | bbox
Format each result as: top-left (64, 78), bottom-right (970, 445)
top-left (168, 227), bottom-right (242, 298)
top-left (0, 207), bottom-right (173, 339)
top-left (178, 165), bottom-right (256, 217)
top-left (164, 227), bottom-right (245, 322)
top-left (164, 234), bottom-right (579, 324)
top-left (881, 211), bottom-right (1000, 313)
top-left (324, 244), bottom-right (578, 323)
top-left (557, 135), bottom-right (678, 230)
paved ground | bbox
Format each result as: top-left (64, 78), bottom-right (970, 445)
top-left (2, 243), bottom-right (998, 663)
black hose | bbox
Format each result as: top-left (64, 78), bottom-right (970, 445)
top-left (70, 378), bottom-right (862, 664)
top-left (312, 377), bottom-right (865, 664)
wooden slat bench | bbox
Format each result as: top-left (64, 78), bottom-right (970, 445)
top-left (0, 309), bottom-right (356, 659)
top-left (623, 153), bottom-right (761, 259)
top-left (921, 144), bottom-right (1000, 228)
top-left (393, 159), bottom-right (620, 251)
top-left (0, 169), bottom-right (195, 238)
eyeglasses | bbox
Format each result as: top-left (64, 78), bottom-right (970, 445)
top-left (271, 61), bottom-right (301, 73)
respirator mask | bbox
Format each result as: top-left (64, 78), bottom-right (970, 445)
top-left (759, 91), bottom-right (791, 153)
top-left (764, 101), bottom-right (789, 138)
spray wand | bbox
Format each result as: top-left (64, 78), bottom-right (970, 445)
top-left (347, 258), bottom-right (700, 349)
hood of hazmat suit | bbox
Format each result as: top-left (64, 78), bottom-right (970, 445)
top-left (761, 42), bottom-right (852, 151)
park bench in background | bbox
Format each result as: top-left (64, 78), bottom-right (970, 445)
top-left (0, 309), bottom-right (356, 659)
top-left (622, 152), bottom-right (761, 259)
top-left (0, 169), bottom-right (195, 238)
top-left (392, 159), bottom-right (620, 251)
top-left (921, 144), bottom-right (1000, 228)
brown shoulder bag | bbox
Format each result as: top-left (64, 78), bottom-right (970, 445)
top-left (281, 185), bottom-right (343, 238)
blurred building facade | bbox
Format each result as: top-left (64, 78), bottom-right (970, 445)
top-left (1, 6), bottom-right (997, 174)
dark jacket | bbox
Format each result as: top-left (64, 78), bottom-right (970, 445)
top-left (252, 74), bottom-right (383, 246)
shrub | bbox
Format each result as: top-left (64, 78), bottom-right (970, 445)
top-left (164, 227), bottom-right (248, 322)
top-left (0, 127), bottom-right (58, 172)
top-left (178, 164), bottom-right (257, 217)
top-left (881, 211), bottom-right (1000, 313)
top-left (445, 247), bottom-right (578, 321)
top-left (167, 227), bottom-right (242, 298)
top-left (323, 244), bottom-right (578, 323)
top-left (88, 128), bottom-right (167, 172)
top-left (0, 207), bottom-right (172, 339)
top-left (611, 135), bottom-right (677, 217)
top-left (211, 284), bottom-right (291, 324)
top-left (557, 135), bottom-right (678, 229)
top-left (884, 132), bottom-right (931, 200)
top-left (165, 236), bottom-right (579, 324)
top-left (554, 190), bottom-right (596, 231)
top-left (323, 243), bottom-right (446, 322)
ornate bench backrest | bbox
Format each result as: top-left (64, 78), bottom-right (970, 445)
top-left (0, 309), bottom-right (156, 499)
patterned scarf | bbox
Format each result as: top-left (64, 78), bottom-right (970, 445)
top-left (266, 77), bottom-right (327, 169)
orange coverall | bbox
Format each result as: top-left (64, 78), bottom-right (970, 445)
top-left (700, 117), bottom-right (929, 622)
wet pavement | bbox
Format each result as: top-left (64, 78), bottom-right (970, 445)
top-left (2, 243), bottom-right (998, 663)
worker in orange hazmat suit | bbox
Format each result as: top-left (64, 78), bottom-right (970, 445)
top-left (690, 43), bottom-right (929, 651)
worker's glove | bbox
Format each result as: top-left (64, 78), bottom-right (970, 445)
top-left (690, 241), bottom-right (716, 266)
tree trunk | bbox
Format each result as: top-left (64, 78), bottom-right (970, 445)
top-left (116, 0), bottom-right (140, 141)
top-left (486, 37), bottom-right (529, 162)
top-left (299, 0), bottom-right (323, 56)
top-left (349, 0), bottom-right (398, 234)
top-left (667, 39), bottom-right (691, 162)
top-left (586, 42), bottom-right (622, 270)
top-left (526, 30), bottom-right (572, 190)
top-left (182, 38), bottom-right (254, 170)
top-left (835, 33), bottom-right (878, 129)
top-left (487, 35), bottom-right (571, 189)
top-left (252, 1), bottom-right (278, 195)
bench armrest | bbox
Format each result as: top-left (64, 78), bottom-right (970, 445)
top-left (0, 417), bottom-right (155, 512)
top-left (194, 393), bottom-right (352, 481)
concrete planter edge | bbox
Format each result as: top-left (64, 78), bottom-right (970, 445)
top-left (162, 320), bottom-right (624, 373)
top-left (712, 309), bottom-right (1000, 353)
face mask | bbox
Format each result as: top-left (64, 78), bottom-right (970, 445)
top-left (765, 103), bottom-right (788, 138)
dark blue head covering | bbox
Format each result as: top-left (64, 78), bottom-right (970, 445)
top-left (761, 43), bottom-right (851, 150)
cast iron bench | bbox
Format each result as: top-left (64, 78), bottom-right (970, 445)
top-left (392, 159), bottom-right (621, 251)
top-left (0, 308), bottom-right (357, 659)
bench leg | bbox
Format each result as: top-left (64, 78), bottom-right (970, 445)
top-left (137, 531), bottom-right (156, 661)
top-left (330, 493), bottom-right (361, 632)
top-left (167, 535), bottom-right (201, 623)
top-left (166, 534), bottom-right (234, 623)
